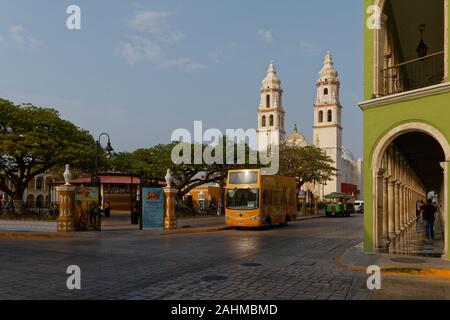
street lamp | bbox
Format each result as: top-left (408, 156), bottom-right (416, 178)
top-left (416, 24), bottom-right (428, 58)
top-left (94, 133), bottom-right (114, 229)
top-left (47, 180), bottom-right (53, 208)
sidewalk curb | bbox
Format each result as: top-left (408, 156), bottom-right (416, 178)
top-left (0, 215), bottom-right (325, 238)
top-left (158, 226), bottom-right (233, 236)
top-left (297, 215), bottom-right (326, 221)
top-left (334, 245), bottom-right (450, 280)
top-left (0, 233), bottom-right (78, 239)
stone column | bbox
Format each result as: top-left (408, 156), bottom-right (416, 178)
top-left (382, 176), bottom-right (390, 243)
top-left (56, 185), bottom-right (76, 232)
top-left (388, 179), bottom-right (396, 239)
top-left (406, 187), bottom-right (410, 224)
top-left (440, 161), bottom-right (449, 260)
top-left (404, 186), bottom-right (409, 226)
top-left (394, 182), bottom-right (401, 235)
top-left (407, 188), bottom-right (412, 224)
top-left (56, 165), bottom-right (76, 232)
top-left (314, 196), bottom-right (319, 215)
top-left (163, 187), bottom-right (178, 229)
top-left (411, 189), bottom-right (414, 222)
top-left (375, 169), bottom-right (386, 248)
top-left (398, 184), bottom-right (404, 231)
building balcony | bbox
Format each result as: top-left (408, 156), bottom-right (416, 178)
top-left (381, 51), bottom-right (444, 96)
top-left (368, 0), bottom-right (446, 101)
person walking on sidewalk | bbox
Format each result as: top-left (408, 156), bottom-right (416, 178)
top-left (421, 199), bottom-right (437, 241)
top-left (416, 200), bottom-right (423, 220)
top-left (103, 201), bottom-right (111, 218)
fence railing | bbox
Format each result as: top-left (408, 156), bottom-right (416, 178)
top-left (176, 199), bottom-right (219, 217)
top-left (381, 51), bottom-right (444, 96)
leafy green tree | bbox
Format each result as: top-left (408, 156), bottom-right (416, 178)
top-left (111, 139), bottom-right (261, 201)
top-left (0, 100), bottom-right (97, 206)
top-left (111, 142), bottom-right (225, 196)
top-left (110, 143), bottom-right (183, 183)
top-left (279, 143), bottom-right (337, 189)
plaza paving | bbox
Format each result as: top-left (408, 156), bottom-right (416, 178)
top-left (1, 214), bottom-right (450, 300)
top-left (0, 215), bottom-right (365, 300)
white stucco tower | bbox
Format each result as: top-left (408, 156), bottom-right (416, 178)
top-left (313, 52), bottom-right (343, 195)
top-left (257, 62), bottom-right (286, 152)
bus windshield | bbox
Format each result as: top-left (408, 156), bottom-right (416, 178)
top-left (226, 188), bottom-right (259, 210)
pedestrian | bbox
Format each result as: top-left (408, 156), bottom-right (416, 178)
top-left (416, 200), bottom-right (422, 219)
top-left (421, 199), bottom-right (437, 241)
top-left (104, 201), bottom-right (111, 218)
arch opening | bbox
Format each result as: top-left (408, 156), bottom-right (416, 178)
top-left (372, 127), bottom-right (449, 258)
top-left (26, 194), bottom-right (35, 208)
top-left (36, 195), bottom-right (44, 209)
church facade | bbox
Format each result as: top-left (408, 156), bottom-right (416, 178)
top-left (256, 53), bottom-right (363, 200)
top-left (256, 62), bottom-right (286, 152)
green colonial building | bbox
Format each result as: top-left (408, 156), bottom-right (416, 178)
top-left (360, 0), bottom-right (450, 259)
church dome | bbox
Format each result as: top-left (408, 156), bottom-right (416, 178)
top-left (286, 125), bottom-right (308, 147)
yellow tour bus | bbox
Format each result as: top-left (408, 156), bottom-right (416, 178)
top-left (225, 169), bottom-right (297, 228)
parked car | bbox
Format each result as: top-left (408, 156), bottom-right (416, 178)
top-left (354, 200), bottom-right (364, 214)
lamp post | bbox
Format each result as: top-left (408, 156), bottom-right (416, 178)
top-left (94, 133), bottom-right (114, 229)
top-left (47, 180), bottom-right (53, 208)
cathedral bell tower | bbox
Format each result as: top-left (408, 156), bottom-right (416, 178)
top-left (313, 52), bottom-right (343, 194)
top-left (257, 62), bottom-right (286, 153)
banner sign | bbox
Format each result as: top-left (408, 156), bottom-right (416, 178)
top-left (75, 187), bottom-right (100, 231)
top-left (142, 188), bottom-right (165, 230)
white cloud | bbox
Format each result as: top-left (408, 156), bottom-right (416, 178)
top-left (299, 40), bottom-right (321, 54)
top-left (128, 11), bottom-right (184, 45)
top-left (257, 29), bottom-right (274, 44)
top-left (209, 43), bottom-right (238, 64)
top-left (209, 48), bottom-right (224, 63)
top-left (160, 57), bottom-right (206, 72)
top-left (117, 10), bottom-right (205, 72)
top-left (116, 35), bottom-right (206, 72)
top-left (116, 36), bottom-right (163, 66)
top-left (8, 25), bottom-right (44, 49)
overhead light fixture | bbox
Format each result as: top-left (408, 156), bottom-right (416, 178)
top-left (416, 24), bottom-right (429, 58)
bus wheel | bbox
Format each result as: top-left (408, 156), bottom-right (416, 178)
top-left (264, 218), bottom-right (271, 229)
top-left (279, 216), bottom-right (289, 227)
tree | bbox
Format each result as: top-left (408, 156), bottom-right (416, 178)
top-left (110, 143), bottom-right (189, 185)
top-left (279, 143), bottom-right (337, 189)
top-left (111, 139), bottom-right (261, 198)
top-left (111, 139), bottom-right (264, 216)
top-left (111, 142), bottom-right (228, 196)
top-left (0, 100), bottom-right (97, 207)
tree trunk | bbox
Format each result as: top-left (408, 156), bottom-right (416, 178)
top-left (13, 188), bottom-right (25, 214)
top-left (217, 179), bottom-right (224, 216)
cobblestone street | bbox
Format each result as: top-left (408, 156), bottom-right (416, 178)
top-left (0, 216), bottom-right (367, 300)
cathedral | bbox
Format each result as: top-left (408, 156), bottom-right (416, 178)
top-left (256, 52), bottom-right (363, 200)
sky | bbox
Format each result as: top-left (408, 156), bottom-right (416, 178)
top-left (0, 0), bottom-right (365, 158)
